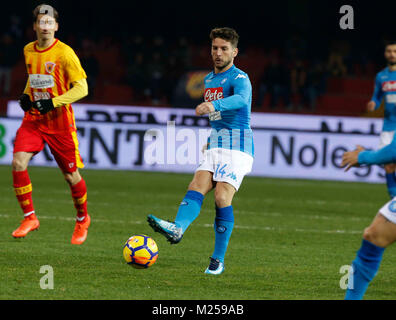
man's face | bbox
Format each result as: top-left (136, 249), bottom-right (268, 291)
top-left (33, 14), bottom-right (58, 41)
top-left (385, 44), bottom-right (396, 65)
top-left (211, 38), bottom-right (238, 71)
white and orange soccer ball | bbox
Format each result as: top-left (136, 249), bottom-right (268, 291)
top-left (123, 235), bottom-right (158, 269)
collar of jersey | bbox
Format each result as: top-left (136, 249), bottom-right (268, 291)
top-left (212, 64), bottom-right (236, 77)
top-left (34, 39), bottom-right (59, 53)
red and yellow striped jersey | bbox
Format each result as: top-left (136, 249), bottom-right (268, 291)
top-left (23, 39), bottom-right (87, 133)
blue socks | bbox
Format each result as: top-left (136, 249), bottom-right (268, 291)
top-left (345, 239), bottom-right (385, 300)
top-left (174, 190), bottom-right (204, 233)
top-left (212, 205), bottom-right (234, 263)
top-left (174, 191), bottom-right (234, 264)
top-left (385, 172), bottom-right (396, 198)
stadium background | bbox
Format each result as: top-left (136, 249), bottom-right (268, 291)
top-left (0, 0), bottom-right (394, 117)
top-left (2, 0), bottom-right (396, 302)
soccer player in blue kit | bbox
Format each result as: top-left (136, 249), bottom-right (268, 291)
top-left (341, 119), bottom-right (396, 298)
top-left (147, 27), bottom-right (254, 275)
top-left (367, 41), bottom-right (396, 198)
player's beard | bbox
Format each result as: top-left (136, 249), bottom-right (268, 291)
top-left (215, 58), bottom-right (232, 71)
top-left (387, 57), bottom-right (396, 66)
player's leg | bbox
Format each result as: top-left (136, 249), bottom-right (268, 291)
top-left (11, 152), bottom-right (40, 237)
top-left (205, 149), bottom-right (253, 275)
top-left (384, 163), bottom-right (396, 198)
top-left (12, 151), bottom-right (35, 217)
top-left (205, 181), bottom-right (236, 274)
top-left (11, 123), bottom-right (45, 238)
top-left (173, 170), bottom-right (214, 233)
top-left (64, 169), bottom-right (90, 245)
top-left (345, 204), bottom-right (396, 300)
top-left (64, 169), bottom-right (89, 224)
top-left (43, 130), bottom-right (90, 244)
top-left (147, 170), bottom-right (214, 244)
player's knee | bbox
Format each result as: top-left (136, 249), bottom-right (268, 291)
top-left (363, 225), bottom-right (388, 246)
top-left (188, 180), bottom-right (210, 195)
top-left (363, 226), bottom-right (378, 242)
top-left (12, 157), bottom-right (27, 171)
top-left (64, 171), bottom-right (81, 185)
top-left (214, 189), bottom-right (231, 208)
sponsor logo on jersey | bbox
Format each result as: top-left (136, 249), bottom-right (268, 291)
top-left (382, 81), bottom-right (396, 92)
top-left (45, 61), bottom-right (56, 74)
top-left (33, 91), bottom-right (51, 101)
top-left (204, 87), bottom-right (223, 102)
top-left (29, 74), bottom-right (54, 89)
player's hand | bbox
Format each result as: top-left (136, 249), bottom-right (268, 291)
top-left (341, 145), bottom-right (365, 172)
top-left (18, 94), bottom-right (32, 112)
top-left (367, 101), bottom-right (376, 112)
top-left (195, 102), bottom-right (215, 116)
top-left (33, 99), bottom-right (55, 115)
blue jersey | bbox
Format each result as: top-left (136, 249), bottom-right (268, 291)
top-left (203, 64), bottom-right (254, 157)
top-left (372, 67), bottom-right (396, 131)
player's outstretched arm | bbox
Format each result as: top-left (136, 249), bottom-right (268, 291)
top-left (342, 141), bottom-right (396, 171)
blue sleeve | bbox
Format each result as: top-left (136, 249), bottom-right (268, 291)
top-left (358, 143), bottom-right (396, 165)
top-left (212, 75), bottom-right (251, 112)
top-left (371, 74), bottom-right (384, 110)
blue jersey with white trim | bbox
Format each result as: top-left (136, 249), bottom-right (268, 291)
top-left (358, 136), bottom-right (396, 165)
top-left (372, 67), bottom-right (396, 131)
top-left (203, 64), bottom-right (254, 157)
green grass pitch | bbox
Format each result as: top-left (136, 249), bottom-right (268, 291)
top-left (0, 165), bottom-right (395, 300)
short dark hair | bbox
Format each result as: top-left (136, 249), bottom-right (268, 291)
top-left (210, 27), bottom-right (239, 48)
top-left (33, 4), bottom-right (59, 23)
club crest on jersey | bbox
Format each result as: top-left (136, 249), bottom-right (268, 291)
top-left (45, 61), bottom-right (56, 74)
top-left (388, 200), bottom-right (396, 213)
top-left (204, 87), bottom-right (223, 102)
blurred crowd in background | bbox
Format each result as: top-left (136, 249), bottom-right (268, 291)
top-left (0, 8), bottom-right (391, 117)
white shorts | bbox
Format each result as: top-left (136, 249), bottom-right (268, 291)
top-left (196, 148), bottom-right (253, 191)
top-left (378, 131), bottom-right (395, 149)
top-left (379, 198), bottom-right (396, 224)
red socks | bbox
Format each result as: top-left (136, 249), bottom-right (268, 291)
top-left (13, 170), bottom-right (88, 223)
top-left (13, 170), bottom-right (36, 220)
top-left (70, 178), bottom-right (88, 223)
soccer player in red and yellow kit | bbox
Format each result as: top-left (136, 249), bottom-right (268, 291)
top-left (11, 4), bottom-right (91, 245)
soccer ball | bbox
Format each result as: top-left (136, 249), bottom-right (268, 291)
top-left (123, 235), bottom-right (158, 269)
